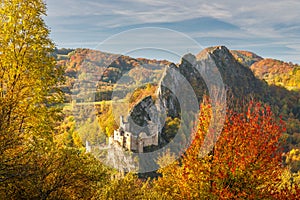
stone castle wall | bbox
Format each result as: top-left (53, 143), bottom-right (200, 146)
top-left (111, 115), bottom-right (159, 153)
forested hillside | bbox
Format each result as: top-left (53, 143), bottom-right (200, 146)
top-left (251, 58), bottom-right (300, 91)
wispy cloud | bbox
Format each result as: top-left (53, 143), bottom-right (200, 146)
top-left (44, 0), bottom-right (300, 63)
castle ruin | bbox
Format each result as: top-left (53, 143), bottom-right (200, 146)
top-left (109, 116), bottom-right (159, 153)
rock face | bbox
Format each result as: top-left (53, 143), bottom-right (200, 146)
top-left (196, 46), bottom-right (266, 98)
top-left (128, 95), bottom-right (161, 137)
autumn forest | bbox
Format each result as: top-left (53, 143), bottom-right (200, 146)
top-left (1, 0), bottom-right (300, 199)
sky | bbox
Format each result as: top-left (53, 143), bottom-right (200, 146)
top-left (45, 0), bottom-right (300, 63)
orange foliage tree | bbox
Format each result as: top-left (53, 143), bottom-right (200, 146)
top-left (155, 101), bottom-right (289, 199)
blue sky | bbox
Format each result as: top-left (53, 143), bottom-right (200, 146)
top-left (45, 0), bottom-right (300, 63)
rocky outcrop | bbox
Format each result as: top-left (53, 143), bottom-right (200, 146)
top-left (128, 95), bottom-right (161, 137)
top-left (197, 46), bottom-right (266, 98)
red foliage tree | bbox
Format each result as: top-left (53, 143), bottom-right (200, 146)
top-left (155, 101), bottom-right (288, 199)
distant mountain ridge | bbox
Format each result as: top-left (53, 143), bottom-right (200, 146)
top-left (55, 48), bottom-right (170, 102)
top-left (55, 47), bottom-right (300, 93)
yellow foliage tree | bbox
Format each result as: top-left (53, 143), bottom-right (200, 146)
top-left (0, 1), bottom-right (109, 199)
top-left (0, 0), bottom-right (63, 188)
